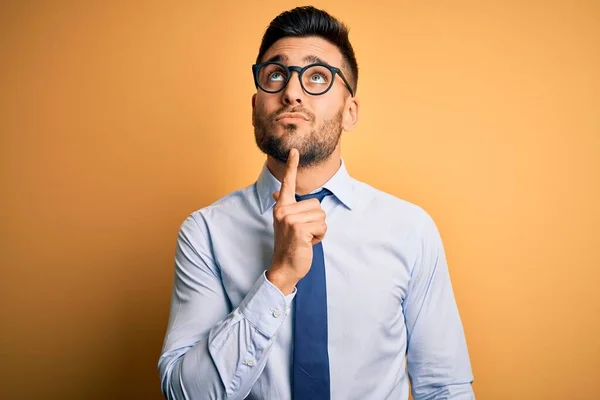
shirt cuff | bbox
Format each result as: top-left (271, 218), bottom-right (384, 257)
top-left (238, 271), bottom-right (297, 338)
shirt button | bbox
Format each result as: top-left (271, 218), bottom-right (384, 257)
top-left (272, 309), bottom-right (281, 318)
top-left (246, 359), bottom-right (255, 366)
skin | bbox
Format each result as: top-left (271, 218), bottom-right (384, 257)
top-left (251, 36), bottom-right (360, 294)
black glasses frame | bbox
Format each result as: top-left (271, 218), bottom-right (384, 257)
top-left (252, 62), bottom-right (355, 97)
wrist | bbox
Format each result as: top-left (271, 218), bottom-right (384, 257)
top-left (266, 267), bottom-right (298, 295)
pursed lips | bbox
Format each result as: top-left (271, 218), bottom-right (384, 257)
top-left (275, 112), bottom-right (310, 121)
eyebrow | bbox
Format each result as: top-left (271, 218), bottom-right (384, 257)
top-left (265, 54), bottom-right (330, 66)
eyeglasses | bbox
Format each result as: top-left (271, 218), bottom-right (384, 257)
top-left (252, 62), bottom-right (355, 97)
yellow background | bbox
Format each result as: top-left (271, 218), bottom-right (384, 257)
top-left (1, 1), bottom-right (599, 399)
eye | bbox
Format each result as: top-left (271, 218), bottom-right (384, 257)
top-left (269, 71), bottom-right (285, 81)
top-left (309, 73), bottom-right (328, 84)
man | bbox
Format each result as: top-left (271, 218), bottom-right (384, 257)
top-left (158, 6), bottom-right (475, 400)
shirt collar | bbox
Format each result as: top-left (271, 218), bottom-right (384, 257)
top-left (256, 158), bottom-right (354, 214)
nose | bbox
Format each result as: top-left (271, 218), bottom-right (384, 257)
top-left (281, 70), bottom-right (304, 105)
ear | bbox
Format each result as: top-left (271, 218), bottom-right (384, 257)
top-left (342, 96), bottom-right (359, 132)
top-left (251, 93), bottom-right (257, 127)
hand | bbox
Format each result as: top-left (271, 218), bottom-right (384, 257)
top-left (266, 148), bottom-right (328, 295)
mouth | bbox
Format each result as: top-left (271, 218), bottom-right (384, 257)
top-left (275, 112), bottom-right (310, 122)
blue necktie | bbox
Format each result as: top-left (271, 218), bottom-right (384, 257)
top-left (292, 188), bottom-right (333, 400)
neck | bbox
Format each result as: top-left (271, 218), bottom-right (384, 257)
top-left (266, 146), bottom-right (342, 196)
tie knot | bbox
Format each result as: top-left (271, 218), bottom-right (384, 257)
top-left (295, 188), bottom-right (333, 203)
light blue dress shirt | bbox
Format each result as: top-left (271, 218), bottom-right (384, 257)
top-left (158, 159), bottom-right (475, 400)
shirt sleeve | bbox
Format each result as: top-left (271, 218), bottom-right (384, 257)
top-left (158, 214), bottom-right (296, 400)
top-left (403, 211), bottom-right (475, 399)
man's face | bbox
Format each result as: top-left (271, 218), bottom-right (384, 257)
top-left (252, 36), bottom-right (355, 168)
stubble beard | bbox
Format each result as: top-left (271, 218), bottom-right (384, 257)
top-left (253, 105), bottom-right (344, 168)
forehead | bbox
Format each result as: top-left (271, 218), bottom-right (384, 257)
top-left (261, 36), bottom-right (343, 67)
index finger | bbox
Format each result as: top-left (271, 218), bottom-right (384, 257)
top-left (277, 148), bottom-right (298, 205)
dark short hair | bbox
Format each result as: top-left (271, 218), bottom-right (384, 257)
top-left (256, 6), bottom-right (359, 94)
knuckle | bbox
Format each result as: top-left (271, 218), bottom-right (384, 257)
top-left (282, 214), bottom-right (293, 225)
top-left (274, 207), bottom-right (286, 221)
